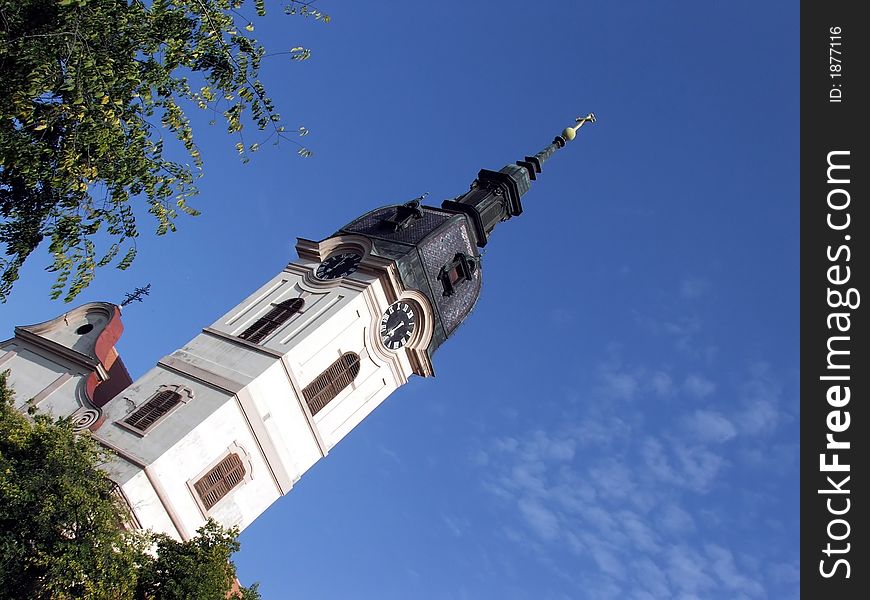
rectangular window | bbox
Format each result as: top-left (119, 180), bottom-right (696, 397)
top-left (123, 390), bottom-right (182, 433)
top-left (194, 453), bottom-right (246, 510)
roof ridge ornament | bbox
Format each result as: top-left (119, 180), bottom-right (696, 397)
top-left (562, 113), bottom-right (597, 142)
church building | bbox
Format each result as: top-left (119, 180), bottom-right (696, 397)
top-left (0, 116), bottom-right (594, 540)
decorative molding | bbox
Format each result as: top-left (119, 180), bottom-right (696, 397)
top-left (91, 437), bottom-right (192, 541)
top-left (0, 349), bottom-right (17, 367)
top-left (201, 327), bottom-right (285, 359)
top-left (397, 289), bottom-right (436, 377)
top-left (278, 356), bottom-right (328, 458)
top-left (234, 387), bottom-right (290, 495)
top-left (145, 465), bottom-right (191, 541)
top-left (223, 278), bottom-right (287, 327)
top-left (294, 235), bottom-right (404, 300)
top-left (156, 355), bottom-right (245, 394)
top-left (278, 293), bottom-right (343, 346)
top-left (70, 406), bottom-right (101, 432)
top-left (30, 372), bottom-right (74, 406)
top-left (13, 327), bottom-right (105, 378)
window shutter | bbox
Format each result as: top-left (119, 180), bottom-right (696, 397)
top-left (194, 453), bottom-right (246, 510)
top-left (123, 390), bottom-right (182, 432)
top-left (303, 352), bottom-right (361, 415)
top-left (240, 298), bottom-right (305, 343)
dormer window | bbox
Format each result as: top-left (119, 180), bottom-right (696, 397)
top-left (382, 200), bottom-right (423, 232)
top-left (438, 253), bottom-right (478, 297)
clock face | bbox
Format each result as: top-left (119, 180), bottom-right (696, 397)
top-left (380, 301), bottom-right (416, 350)
top-left (315, 252), bottom-right (362, 280)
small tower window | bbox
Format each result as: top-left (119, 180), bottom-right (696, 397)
top-left (123, 390), bottom-right (182, 433)
top-left (194, 453), bottom-right (246, 510)
top-left (239, 298), bottom-right (305, 343)
top-left (438, 253), bottom-right (479, 297)
top-left (303, 352), bottom-right (361, 416)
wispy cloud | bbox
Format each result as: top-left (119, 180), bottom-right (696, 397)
top-left (465, 277), bottom-right (796, 598)
top-left (684, 409), bottom-right (737, 443)
top-left (680, 277), bottom-right (710, 300)
top-left (683, 374), bottom-right (717, 399)
top-left (471, 356), bottom-right (792, 598)
top-left (735, 364), bottom-right (783, 435)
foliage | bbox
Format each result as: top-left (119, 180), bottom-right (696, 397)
top-left (0, 371), bottom-right (261, 599)
top-left (0, 370), bottom-right (145, 598)
top-left (0, 0), bottom-right (326, 303)
top-left (136, 520), bottom-right (261, 600)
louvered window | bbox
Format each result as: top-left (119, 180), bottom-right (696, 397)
top-left (123, 390), bottom-right (182, 432)
top-left (194, 453), bottom-right (246, 510)
top-left (303, 352), bottom-right (361, 416)
top-left (239, 298), bottom-right (304, 343)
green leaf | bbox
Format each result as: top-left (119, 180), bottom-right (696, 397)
top-left (117, 247), bottom-right (137, 270)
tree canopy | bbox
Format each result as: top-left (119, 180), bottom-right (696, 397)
top-left (0, 0), bottom-right (326, 303)
top-left (0, 371), bottom-right (261, 599)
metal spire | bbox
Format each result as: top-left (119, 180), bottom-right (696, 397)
top-left (521, 113), bottom-right (597, 177)
top-left (442, 113), bottom-right (596, 247)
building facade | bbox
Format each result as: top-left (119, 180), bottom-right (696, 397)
top-left (0, 116), bottom-right (594, 540)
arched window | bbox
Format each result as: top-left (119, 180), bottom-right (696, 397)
top-left (123, 389), bottom-right (182, 433)
top-left (194, 453), bottom-right (246, 510)
top-left (239, 298), bottom-right (304, 343)
top-left (303, 352), bottom-right (361, 416)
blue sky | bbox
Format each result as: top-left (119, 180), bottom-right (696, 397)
top-left (0, 1), bottom-right (799, 598)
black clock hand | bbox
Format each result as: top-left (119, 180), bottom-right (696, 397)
top-left (386, 321), bottom-right (405, 338)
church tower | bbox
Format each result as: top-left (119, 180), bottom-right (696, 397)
top-left (1, 116), bottom-right (595, 540)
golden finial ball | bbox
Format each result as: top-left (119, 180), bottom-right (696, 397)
top-left (562, 127), bottom-right (576, 141)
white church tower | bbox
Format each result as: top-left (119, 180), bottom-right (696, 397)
top-left (1, 116), bottom-right (595, 540)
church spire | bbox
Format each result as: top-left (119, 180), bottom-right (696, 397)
top-left (442, 114), bottom-right (596, 247)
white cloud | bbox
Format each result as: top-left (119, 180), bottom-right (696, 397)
top-left (650, 370), bottom-right (674, 396)
top-left (674, 444), bottom-right (726, 492)
top-left (632, 557), bottom-right (672, 598)
top-left (469, 448), bottom-right (490, 467)
top-left (684, 409), bottom-right (737, 443)
top-left (601, 369), bottom-right (639, 400)
top-left (618, 510), bottom-right (661, 554)
top-left (474, 356), bottom-right (790, 599)
top-left (440, 513), bottom-right (467, 538)
top-left (588, 458), bottom-right (641, 503)
top-left (517, 497), bottom-right (560, 541)
top-left (737, 399), bottom-right (779, 435)
top-left (680, 277), bottom-right (710, 299)
top-left (666, 545), bottom-right (717, 596)
top-left (655, 504), bottom-right (696, 536)
top-left (683, 374), bottom-right (716, 399)
top-left (736, 363), bottom-right (783, 435)
top-left (641, 437), bottom-right (681, 486)
top-left (704, 544), bottom-right (766, 598)
top-left (589, 543), bottom-right (625, 579)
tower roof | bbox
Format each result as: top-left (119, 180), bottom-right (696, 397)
top-left (336, 115), bottom-right (596, 358)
